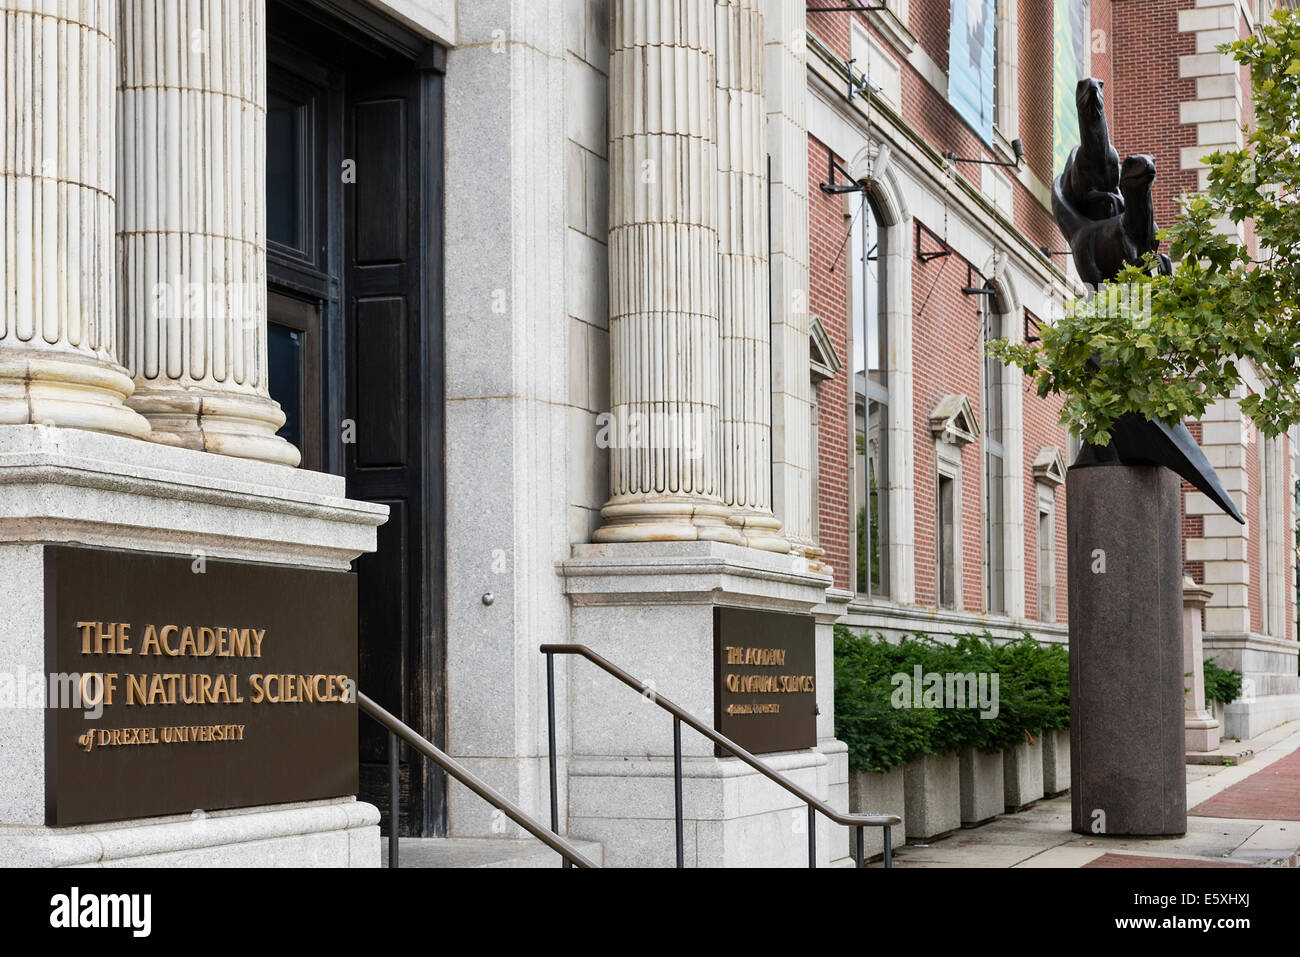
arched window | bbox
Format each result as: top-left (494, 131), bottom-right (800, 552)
top-left (853, 195), bottom-right (889, 598)
top-left (984, 293), bottom-right (1006, 613)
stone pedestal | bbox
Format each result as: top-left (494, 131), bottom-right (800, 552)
top-left (1183, 577), bottom-right (1221, 753)
top-left (0, 425), bottom-right (385, 866)
top-left (560, 542), bottom-right (834, 867)
top-left (1068, 465), bottom-right (1187, 836)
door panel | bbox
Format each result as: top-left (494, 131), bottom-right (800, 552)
top-left (266, 5), bottom-right (446, 838)
top-left (346, 66), bottom-right (445, 837)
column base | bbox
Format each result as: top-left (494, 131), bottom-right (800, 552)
top-left (1185, 711), bottom-right (1222, 753)
top-left (128, 387), bottom-right (301, 468)
top-left (0, 350), bottom-right (151, 440)
top-left (728, 508), bottom-right (792, 554)
top-left (593, 498), bottom-right (747, 546)
top-left (789, 534), bottom-right (833, 576)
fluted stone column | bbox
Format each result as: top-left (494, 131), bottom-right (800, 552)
top-left (116, 0), bottom-right (299, 467)
top-left (0, 0), bottom-right (151, 439)
top-left (595, 0), bottom-right (741, 544)
top-left (715, 0), bottom-right (786, 553)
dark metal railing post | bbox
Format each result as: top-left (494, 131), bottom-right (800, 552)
top-left (854, 825), bottom-right (864, 868)
top-left (673, 716), bottom-right (684, 868)
top-left (545, 651), bottom-right (570, 868)
top-left (807, 804), bottom-right (816, 868)
top-left (537, 644), bottom-right (900, 870)
top-left (388, 731), bottom-right (399, 869)
top-left (883, 825), bottom-right (892, 869)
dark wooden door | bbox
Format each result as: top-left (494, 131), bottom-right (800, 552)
top-left (345, 63), bottom-right (446, 838)
top-left (266, 1), bottom-right (446, 838)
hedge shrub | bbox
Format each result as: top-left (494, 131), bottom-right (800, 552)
top-left (834, 627), bottom-right (1070, 774)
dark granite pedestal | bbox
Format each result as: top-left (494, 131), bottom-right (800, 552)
top-left (1067, 464), bottom-right (1187, 836)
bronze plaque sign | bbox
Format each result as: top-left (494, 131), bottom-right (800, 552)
top-left (713, 607), bottom-right (816, 755)
top-left (44, 545), bottom-right (358, 826)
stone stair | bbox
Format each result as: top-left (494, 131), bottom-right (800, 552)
top-left (382, 837), bottom-right (603, 868)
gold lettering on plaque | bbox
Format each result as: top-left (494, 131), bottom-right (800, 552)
top-left (721, 645), bottom-right (813, 718)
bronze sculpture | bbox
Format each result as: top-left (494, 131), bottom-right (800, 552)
top-left (1051, 78), bottom-right (1243, 523)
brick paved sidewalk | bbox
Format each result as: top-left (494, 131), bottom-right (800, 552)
top-left (875, 723), bottom-right (1299, 868)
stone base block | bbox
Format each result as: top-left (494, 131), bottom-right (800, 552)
top-left (0, 799), bottom-right (379, 867)
top-left (567, 752), bottom-right (833, 867)
top-left (559, 542), bottom-right (838, 867)
top-left (1042, 729), bottom-right (1071, 795)
top-left (848, 766), bottom-right (905, 860)
top-left (1185, 713), bottom-right (1221, 753)
top-left (903, 752), bottom-right (960, 841)
top-left (1005, 737), bottom-right (1045, 811)
top-left (1068, 465), bottom-right (1186, 836)
top-left (959, 748), bottom-right (1004, 826)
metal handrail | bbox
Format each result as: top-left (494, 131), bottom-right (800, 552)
top-left (541, 643), bottom-right (902, 868)
top-left (357, 691), bottom-right (597, 869)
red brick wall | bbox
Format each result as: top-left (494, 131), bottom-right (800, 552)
top-left (1023, 375), bottom-right (1071, 623)
top-left (1110, 0), bottom-right (1198, 238)
top-left (910, 243), bottom-right (987, 612)
top-left (810, 136), bottom-right (853, 589)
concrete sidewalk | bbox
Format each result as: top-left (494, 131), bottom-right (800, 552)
top-left (874, 722), bottom-right (1300, 868)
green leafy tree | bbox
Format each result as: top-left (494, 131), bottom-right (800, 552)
top-left (990, 8), bottom-right (1300, 446)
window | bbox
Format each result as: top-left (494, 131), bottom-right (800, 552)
top-left (267, 292), bottom-right (322, 469)
top-left (984, 295), bottom-right (1006, 614)
top-left (853, 195), bottom-right (889, 597)
top-left (1037, 508), bottom-right (1055, 621)
top-left (938, 475), bottom-right (956, 608)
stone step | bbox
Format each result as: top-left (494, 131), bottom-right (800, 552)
top-left (382, 837), bottom-right (603, 868)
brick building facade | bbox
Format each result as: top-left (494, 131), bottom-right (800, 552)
top-left (805, 0), bottom-right (1298, 737)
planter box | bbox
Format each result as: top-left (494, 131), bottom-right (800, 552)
top-left (1041, 728), bottom-right (1070, 796)
top-left (903, 752), bottom-right (961, 841)
top-left (1004, 736), bottom-right (1045, 811)
top-left (848, 766), bottom-right (906, 861)
top-left (959, 748), bottom-right (1004, 827)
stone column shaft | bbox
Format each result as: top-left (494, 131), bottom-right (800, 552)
top-left (715, 0), bottom-right (785, 552)
top-left (0, 0), bottom-right (150, 438)
top-left (764, 0), bottom-right (816, 561)
top-left (596, 0), bottom-right (740, 543)
top-left (1183, 577), bottom-right (1221, 753)
top-left (117, 0), bottom-right (298, 466)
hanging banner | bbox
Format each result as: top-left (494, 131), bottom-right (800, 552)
top-left (1054, 0), bottom-right (1090, 174)
top-left (949, 0), bottom-right (997, 145)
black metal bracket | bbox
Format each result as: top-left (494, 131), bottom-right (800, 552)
top-left (962, 263), bottom-right (998, 297)
top-left (915, 221), bottom-right (951, 263)
top-left (945, 139), bottom-right (1025, 171)
top-left (842, 57), bottom-right (881, 101)
top-left (1039, 246), bottom-right (1071, 258)
top-left (806, 2), bottom-right (888, 11)
top-left (819, 154), bottom-right (866, 195)
top-left (1024, 309), bottom-right (1042, 344)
